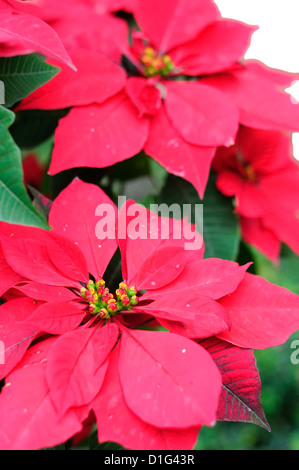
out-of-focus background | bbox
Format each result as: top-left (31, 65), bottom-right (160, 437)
top-left (195, 0), bottom-right (299, 450)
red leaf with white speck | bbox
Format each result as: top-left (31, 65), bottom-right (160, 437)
top-left (118, 328), bottom-right (221, 428)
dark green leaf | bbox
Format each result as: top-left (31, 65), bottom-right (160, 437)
top-left (159, 172), bottom-right (240, 260)
top-left (0, 54), bottom-right (59, 108)
top-left (0, 106), bottom-right (49, 228)
top-left (11, 109), bottom-right (69, 149)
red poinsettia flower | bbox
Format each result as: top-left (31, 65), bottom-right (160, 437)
top-left (18, 0), bottom-right (299, 198)
top-left (0, 0), bottom-right (73, 67)
top-left (1, 179), bottom-right (299, 450)
top-left (213, 126), bottom-right (299, 262)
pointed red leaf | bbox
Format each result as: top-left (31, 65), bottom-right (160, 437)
top-left (165, 81), bottom-right (239, 147)
top-left (53, 11), bottom-right (129, 63)
top-left (18, 50), bottom-right (126, 111)
top-left (137, 293), bottom-right (229, 339)
top-left (118, 328), bottom-right (221, 428)
top-left (202, 68), bottom-right (299, 132)
top-left (135, 246), bottom-right (187, 290)
top-left (154, 259), bottom-right (250, 301)
top-left (218, 273), bottom-right (299, 349)
top-left (0, 6), bottom-right (73, 68)
top-left (145, 107), bottom-right (216, 198)
top-left (93, 343), bottom-right (200, 450)
top-left (0, 338), bottom-right (82, 450)
top-left (14, 282), bottom-right (76, 302)
top-left (0, 298), bottom-right (40, 380)
top-left (0, 244), bottom-right (22, 296)
top-left (172, 20), bottom-right (257, 76)
top-left (244, 59), bottom-right (299, 89)
top-left (49, 178), bottom-right (118, 279)
top-left (200, 337), bottom-right (270, 431)
top-left (49, 93), bottom-right (149, 175)
top-left (134, 0), bottom-right (219, 52)
top-left (119, 200), bottom-right (203, 282)
top-left (0, 233), bottom-right (78, 287)
top-left (23, 301), bottom-right (86, 335)
top-left (46, 323), bottom-right (119, 416)
top-left (46, 232), bottom-right (89, 282)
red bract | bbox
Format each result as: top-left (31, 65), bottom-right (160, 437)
top-left (19, 0), bottom-right (299, 198)
top-left (213, 126), bottom-right (299, 261)
top-left (0, 0), bottom-right (73, 67)
top-left (1, 179), bottom-right (299, 449)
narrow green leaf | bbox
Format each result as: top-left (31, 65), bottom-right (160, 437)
top-left (0, 106), bottom-right (49, 228)
top-left (201, 172), bottom-right (240, 260)
top-left (0, 53), bottom-right (59, 108)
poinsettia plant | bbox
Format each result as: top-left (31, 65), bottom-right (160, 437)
top-left (0, 0), bottom-right (299, 451)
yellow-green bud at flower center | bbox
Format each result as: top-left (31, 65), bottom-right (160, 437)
top-left (80, 278), bottom-right (139, 319)
top-left (140, 47), bottom-right (174, 77)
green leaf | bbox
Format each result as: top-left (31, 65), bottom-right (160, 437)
top-left (159, 172), bottom-right (240, 260)
top-left (251, 244), bottom-right (299, 295)
top-left (12, 109), bottom-right (69, 150)
top-left (0, 53), bottom-right (59, 108)
top-left (201, 172), bottom-right (240, 260)
top-left (0, 106), bottom-right (49, 228)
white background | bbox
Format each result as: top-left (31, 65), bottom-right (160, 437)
top-left (214, 0), bottom-right (299, 159)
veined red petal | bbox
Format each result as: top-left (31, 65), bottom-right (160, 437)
top-left (14, 282), bottom-right (76, 302)
top-left (218, 273), bottom-right (299, 349)
top-left (165, 81), bottom-right (239, 147)
top-left (172, 19), bottom-right (257, 76)
top-left (0, 337), bottom-right (82, 450)
top-left (145, 106), bottom-right (216, 199)
top-left (0, 298), bottom-right (39, 380)
top-left (23, 301), bottom-right (86, 335)
top-left (0, 244), bottom-right (22, 296)
top-left (134, 0), bottom-right (219, 52)
top-left (18, 50), bottom-right (126, 111)
top-left (49, 178), bottom-right (118, 279)
top-left (118, 328), bottom-right (221, 428)
top-left (53, 11), bottom-right (129, 63)
top-left (244, 59), bottom-right (299, 89)
top-left (93, 343), bottom-right (200, 450)
top-left (137, 292), bottom-right (229, 339)
top-left (49, 93), bottom-right (149, 175)
top-left (0, 5), bottom-right (74, 68)
top-left (134, 246), bottom-right (187, 290)
top-left (0, 233), bottom-right (79, 287)
top-left (46, 323), bottom-right (119, 416)
top-left (152, 258), bottom-right (250, 300)
top-left (201, 68), bottom-right (299, 132)
top-left (118, 200), bottom-right (203, 282)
